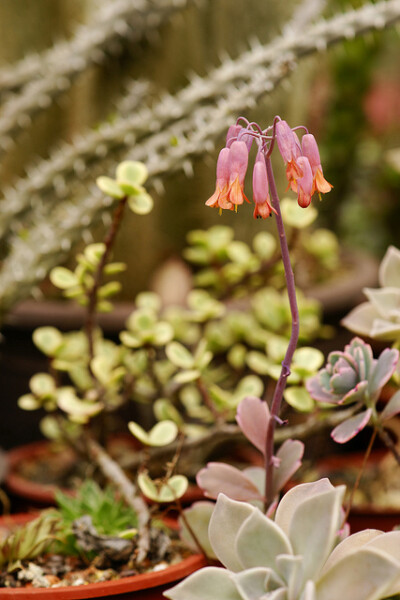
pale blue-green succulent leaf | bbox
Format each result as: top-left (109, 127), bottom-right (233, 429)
top-left (370, 318), bottom-right (400, 340)
top-left (341, 302), bottom-right (378, 338)
top-left (276, 554), bottom-right (304, 599)
top-left (321, 529), bottom-right (385, 576)
top-left (232, 567), bottom-right (276, 599)
top-left (364, 287), bottom-right (400, 319)
top-left (164, 567), bottom-right (243, 600)
top-left (380, 389), bottom-right (400, 421)
top-left (208, 494), bottom-right (258, 572)
top-left (379, 245), bottom-right (400, 288)
top-left (316, 548), bottom-right (400, 600)
top-left (179, 502), bottom-right (216, 558)
top-left (331, 408), bottom-right (372, 443)
top-left (300, 580), bottom-right (316, 600)
top-left (367, 347), bottom-right (399, 397)
top-left (284, 485), bottom-right (345, 585)
top-left (128, 420), bottom-right (178, 446)
top-left (96, 175), bottom-right (125, 198)
top-left (235, 509), bottom-right (292, 571)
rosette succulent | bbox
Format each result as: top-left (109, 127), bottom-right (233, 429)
top-left (306, 337), bottom-right (399, 443)
top-left (342, 246), bottom-right (400, 343)
top-left (165, 479), bottom-right (400, 600)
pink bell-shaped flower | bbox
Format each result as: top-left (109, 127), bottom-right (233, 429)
top-left (252, 151), bottom-right (275, 219)
top-left (301, 134), bottom-right (332, 196)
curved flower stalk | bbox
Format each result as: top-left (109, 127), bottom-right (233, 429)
top-left (342, 245), bottom-right (400, 344)
top-left (307, 337), bottom-right (399, 444)
top-left (166, 479), bottom-right (400, 600)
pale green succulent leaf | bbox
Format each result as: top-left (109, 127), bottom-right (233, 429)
top-left (379, 245), bottom-right (400, 288)
top-left (56, 388), bottom-right (103, 422)
top-left (138, 473), bottom-right (188, 502)
top-left (293, 347), bottom-right (325, 375)
top-left (128, 192), bottom-right (153, 215)
top-left (128, 419), bottom-right (178, 446)
top-left (178, 502), bottom-right (216, 558)
top-left (284, 386), bottom-right (315, 412)
top-left (252, 231), bottom-right (277, 259)
top-left (235, 508), bottom-right (292, 571)
top-left (30, 373), bottom-right (56, 397)
top-left (84, 243), bottom-right (106, 265)
top-left (164, 566), bottom-right (243, 600)
top-left (116, 160), bottom-right (148, 186)
top-left (166, 341), bottom-right (195, 369)
top-left (32, 326), bottom-right (64, 356)
top-left (341, 302), bottom-right (377, 337)
top-left (208, 494), bottom-right (259, 572)
top-left (154, 398), bottom-right (184, 425)
top-left (96, 175), bottom-right (125, 198)
top-left (173, 369), bottom-right (201, 384)
top-left (281, 197), bottom-right (317, 228)
top-left (50, 266), bottom-right (80, 289)
top-left (18, 393), bottom-right (41, 411)
top-left (316, 548), bottom-right (400, 600)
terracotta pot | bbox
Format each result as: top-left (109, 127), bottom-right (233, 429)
top-left (5, 438), bottom-right (205, 508)
top-left (0, 513), bottom-right (206, 599)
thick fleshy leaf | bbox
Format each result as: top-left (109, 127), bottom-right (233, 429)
top-left (301, 580), bottom-right (316, 600)
top-left (331, 408), bottom-right (372, 443)
top-left (341, 380), bottom-right (368, 404)
top-left (380, 389), bottom-right (400, 421)
top-left (128, 420), bottom-right (178, 446)
top-left (196, 463), bottom-right (263, 502)
top-left (232, 567), bottom-right (275, 599)
top-left (292, 347), bottom-right (324, 374)
top-left (284, 486), bottom-right (345, 584)
top-left (364, 287), bottom-right (400, 319)
top-left (272, 439), bottom-right (304, 496)
top-left (252, 231), bottom-right (277, 259)
top-left (138, 473), bottom-right (188, 502)
top-left (166, 341), bottom-right (195, 369)
top-left (275, 479), bottom-right (336, 535)
top-left (236, 396), bottom-right (270, 455)
top-left (329, 368), bottom-right (357, 395)
top-left (116, 160), bottom-right (148, 186)
top-left (56, 388), bottom-right (103, 423)
top-left (284, 386), bottom-right (315, 412)
top-left (281, 197), bottom-right (317, 228)
top-left (316, 548), bottom-right (400, 600)
top-left (276, 554), bottom-right (304, 600)
top-left (179, 502), bottom-right (216, 558)
top-left (30, 373), bottom-right (56, 397)
top-left (33, 326), bottom-right (64, 356)
top-left (164, 566), bottom-right (243, 600)
top-left (368, 347), bottom-right (399, 397)
top-left (18, 394), bottom-right (41, 411)
top-left (96, 175), bottom-right (125, 198)
top-left (306, 374), bottom-right (336, 404)
top-left (321, 529), bottom-right (383, 575)
top-left (379, 245), bottom-right (400, 288)
top-left (208, 494), bottom-right (257, 572)
top-left (128, 192), bottom-right (154, 215)
top-left (370, 318), bottom-right (400, 340)
top-left (341, 303), bottom-right (378, 337)
top-left (50, 266), bottom-right (79, 289)
top-left (235, 508), bottom-right (292, 571)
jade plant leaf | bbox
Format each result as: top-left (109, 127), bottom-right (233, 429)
top-left (252, 231), bottom-right (277, 259)
top-left (280, 197), bottom-right (317, 228)
top-left (137, 473), bottom-right (188, 502)
top-left (116, 160), bottom-right (148, 187)
top-left (166, 341), bottom-right (195, 369)
top-left (284, 386), bottom-right (315, 412)
top-left (56, 388), bottom-right (103, 423)
top-left (128, 420), bottom-right (178, 446)
top-left (33, 326), bottom-right (64, 355)
top-left (96, 176), bottom-right (125, 199)
top-left (128, 192), bottom-right (154, 215)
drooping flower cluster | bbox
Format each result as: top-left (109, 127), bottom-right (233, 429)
top-left (206, 117), bottom-right (332, 218)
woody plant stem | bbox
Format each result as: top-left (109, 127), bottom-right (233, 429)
top-left (264, 155), bottom-right (300, 511)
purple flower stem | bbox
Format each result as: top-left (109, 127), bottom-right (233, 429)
top-left (264, 155), bottom-right (300, 511)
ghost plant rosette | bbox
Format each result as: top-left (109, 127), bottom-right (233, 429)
top-left (306, 337), bottom-right (400, 443)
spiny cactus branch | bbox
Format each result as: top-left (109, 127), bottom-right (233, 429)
top-left (0, 0), bottom-right (194, 150)
top-left (1, 0), bottom-right (398, 244)
top-left (0, 0), bottom-right (399, 316)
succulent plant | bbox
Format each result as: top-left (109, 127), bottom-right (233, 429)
top-left (342, 246), bottom-right (400, 343)
top-left (166, 479), bottom-right (400, 600)
top-left (306, 337), bottom-right (399, 443)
